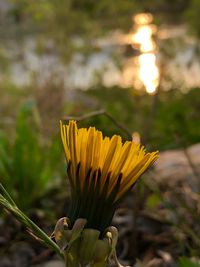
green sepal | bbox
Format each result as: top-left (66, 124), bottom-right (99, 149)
top-left (67, 218), bottom-right (87, 250)
top-left (79, 229), bottom-right (100, 264)
top-left (93, 239), bottom-right (111, 263)
top-left (104, 227), bottom-right (126, 267)
top-left (92, 261), bottom-right (108, 267)
top-left (64, 252), bottom-right (78, 267)
top-left (105, 226), bottom-right (118, 255)
top-left (53, 217), bottom-right (70, 251)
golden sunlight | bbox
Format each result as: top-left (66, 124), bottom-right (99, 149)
top-left (132, 25), bottom-right (156, 53)
top-left (131, 13), bottom-right (159, 94)
top-left (139, 53), bottom-right (159, 94)
top-left (133, 13), bottom-right (153, 25)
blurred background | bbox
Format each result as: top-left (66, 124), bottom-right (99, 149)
top-left (0, 0), bottom-right (200, 266)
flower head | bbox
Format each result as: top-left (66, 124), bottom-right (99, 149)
top-left (60, 120), bottom-right (158, 232)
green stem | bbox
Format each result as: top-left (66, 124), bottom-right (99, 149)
top-left (21, 210), bottom-right (64, 258)
top-left (0, 183), bottom-right (17, 207)
top-left (0, 183), bottom-right (64, 259)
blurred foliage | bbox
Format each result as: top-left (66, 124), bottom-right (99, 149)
top-left (82, 87), bottom-right (200, 150)
top-left (11, 0), bottom-right (138, 27)
top-left (0, 82), bottom-right (29, 123)
top-left (0, 0), bottom-right (200, 263)
top-left (152, 88), bottom-right (200, 149)
top-left (9, 0), bottom-right (193, 28)
top-left (0, 50), bottom-right (10, 75)
top-left (8, 0), bottom-right (199, 61)
top-left (0, 101), bottom-right (63, 212)
top-left (2, 84), bottom-right (199, 152)
top-left (134, 0), bottom-right (189, 12)
top-left (185, 0), bottom-right (200, 37)
top-left (10, 0), bottom-right (138, 60)
top-left (143, 174), bottom-right (200, 257)
top-left (179, 257), bottom-right (200, 267)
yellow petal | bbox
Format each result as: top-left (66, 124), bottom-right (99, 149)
top-left (117, 151), bottom-right (159, 200)
top-left (101, 135), bottom-right (121, 185)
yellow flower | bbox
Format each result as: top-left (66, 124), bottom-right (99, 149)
top-left (60, 120), bottom-right (158, 232)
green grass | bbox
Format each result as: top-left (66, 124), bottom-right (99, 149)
top-left (0, 100), bottom-right (63, 212)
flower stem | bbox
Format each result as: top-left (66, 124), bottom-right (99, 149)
top-left (0, 183), bottom-right (64, 259)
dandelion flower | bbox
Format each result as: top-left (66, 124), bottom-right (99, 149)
top-left (60, 120), bottom-right (158, 232)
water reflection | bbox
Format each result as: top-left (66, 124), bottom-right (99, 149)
top-left (132, 25), bottom-right (156, 52)
top-left (130, 13), bottom-right (159, 94)
top-left (139, 53), bottom-right (159, 94)
top-left (2, 13), bottom-right (200, 91)
top-left (134, 13), bottom-right (153, 25)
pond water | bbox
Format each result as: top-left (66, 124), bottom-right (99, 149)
top-left (1, 13), bottom-right (200, 93)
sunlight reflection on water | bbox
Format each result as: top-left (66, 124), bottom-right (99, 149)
top-left (129, 13), bottom-right (159, 94)
top-left (139, 53), bottom-right (159, 94)
top-left (2, 12), bottom-right (200, 92)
